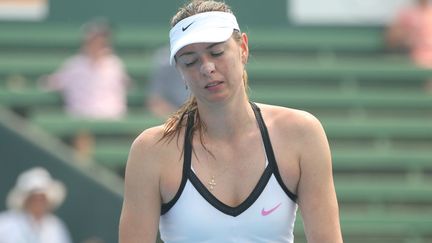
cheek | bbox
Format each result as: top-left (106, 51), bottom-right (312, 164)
top-left (225, 54), bottom-right (244, 79)
top-left (178, 68), bottom-right (193, 81)
top-left (178, 69), bottom-right (200, 89)
top-left (182, 75), bottom-right (197, 90)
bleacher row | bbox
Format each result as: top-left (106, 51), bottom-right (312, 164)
top-left (1, 23), bottom-right (432, 242)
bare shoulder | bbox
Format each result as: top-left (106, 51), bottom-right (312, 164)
top-left (126, 124), bottom-right (183, 174)
top-left (125, 125), bottom-right (169, 176)
top-left (256, 103), bottom-right (324, 137)
top-left (129, 125), bottom-right (166, 158)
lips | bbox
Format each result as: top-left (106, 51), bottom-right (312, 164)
top-left (205, 81), bottom-right (224, 89)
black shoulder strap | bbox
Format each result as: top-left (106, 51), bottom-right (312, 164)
top-left (250, 102), bottom-right (298, 202)
top-left (250, 102), bottom-right (277, 170)
top-left (183, 110), bottom-right (195, 172)
top-left (160, 110), bottom-right (195, 214)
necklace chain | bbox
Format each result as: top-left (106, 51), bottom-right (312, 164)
top-left (197, 142), bottom-right (231, 191)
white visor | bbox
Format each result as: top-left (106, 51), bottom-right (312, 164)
top-left (169, 11), bottom-right (240, 65)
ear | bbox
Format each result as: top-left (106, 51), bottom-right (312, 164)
top-left (240, 33), bottom-right (249, 64)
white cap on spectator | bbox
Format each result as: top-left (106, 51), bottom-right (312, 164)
top-left (6, 167), bottom-right (66, 210)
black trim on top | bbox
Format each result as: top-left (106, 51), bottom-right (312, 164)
top-left (162, 102), bottom-right (298, 216)
top-left (161, 111), bottom-right (195, 215)
top-left (189, 165), bottom-right (273, 217)
top-left (250, 102), bottom-right (298, 202)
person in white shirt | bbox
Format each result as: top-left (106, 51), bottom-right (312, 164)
top-left (0, 167), bottom-right (72, 243)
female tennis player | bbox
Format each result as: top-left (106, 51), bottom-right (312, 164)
top-left (119, 1), bottom-right (343, 242)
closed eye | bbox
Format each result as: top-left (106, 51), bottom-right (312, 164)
top-left (184, 59), bottom-right (197, 67)
top-left (211, 51), bottom-right (224, 57)
top-left (178, 55), bottom-right (198, 67)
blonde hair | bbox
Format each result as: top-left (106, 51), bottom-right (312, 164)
top-left (161, 0), bottom-right (249, 148)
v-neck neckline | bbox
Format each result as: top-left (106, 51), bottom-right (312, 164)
top-left (188, 160), bottom-right (273, 217)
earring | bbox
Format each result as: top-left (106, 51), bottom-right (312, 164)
top-left (185, 84), bottom-right (188, 90)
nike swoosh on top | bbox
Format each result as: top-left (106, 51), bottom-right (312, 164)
top-left (261, 203), bottom-right (282, 216)
top-left (182, 22), bottom-right (194, 31)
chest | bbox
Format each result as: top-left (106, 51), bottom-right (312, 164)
top-left (159, 175), bottom-right (297, 243)
top-left (160, 127), bottom-right (301, 206)
top-left (191, 134), bottom-right (267, 202)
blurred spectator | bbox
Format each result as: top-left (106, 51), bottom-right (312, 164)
top-left (386, 0), bottom-right (432, 67)
top-left (41, 18), bottom-right (130, 119)
top-left (39, 18), bottom-right (131, 160)
top-left (146, 46), bottom-right (189, 118)
top-left (0, 167), bottom-right (72, 243)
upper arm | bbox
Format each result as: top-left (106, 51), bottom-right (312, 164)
top-left (296, 113), bottom-right (343, 243)
top-left (119, 129), bottom-right (162, 243)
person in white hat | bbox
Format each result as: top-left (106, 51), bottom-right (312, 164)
top-left (0, 167), bottom-right (72, 243)
top-left (119, 1), bottom-right (342, 242)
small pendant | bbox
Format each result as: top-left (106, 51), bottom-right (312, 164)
top-left (208, 176), bottom-right (216, 190)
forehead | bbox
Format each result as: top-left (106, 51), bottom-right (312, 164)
top-left (176, 38), bottom-right (236, 57)
top-left (177, 42), bottom-right (219, 55)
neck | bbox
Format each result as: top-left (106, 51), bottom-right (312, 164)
top-left (197, 94), bottom-right (255, 141)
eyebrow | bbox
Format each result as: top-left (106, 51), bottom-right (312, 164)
top-left (178, 42), bottom-right (224, 58)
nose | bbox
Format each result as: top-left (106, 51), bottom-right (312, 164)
top-left (200, 59), bottom-right (216, 77)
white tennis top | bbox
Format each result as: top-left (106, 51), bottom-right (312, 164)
top-left (159, 103), bottom-right (298, 242)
